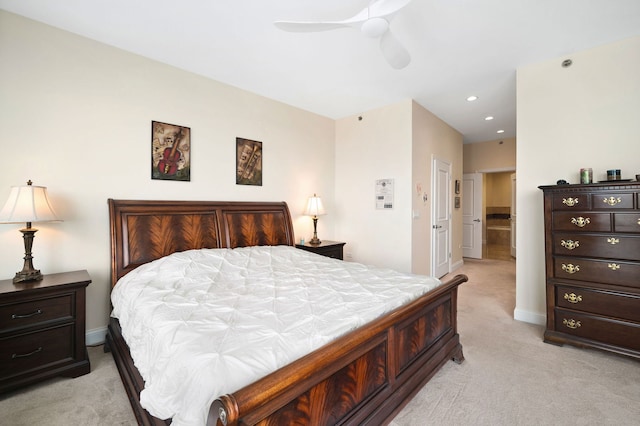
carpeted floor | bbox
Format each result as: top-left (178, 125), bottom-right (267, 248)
top-left (1, 258), bottom-right (638, 425)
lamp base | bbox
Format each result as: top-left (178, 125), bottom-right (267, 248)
top-left (13, 226), bottom-right (43, 283)
top-left (14, 269), bottom-right (43, 283)
top-left (309, 237), bottom-right (321, 245)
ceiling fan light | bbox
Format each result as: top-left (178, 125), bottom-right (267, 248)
top-left (361, 17), bottom-right (389, 37)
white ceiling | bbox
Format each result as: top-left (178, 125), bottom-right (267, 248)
top-left (2, 0), bottom-right (640, 143)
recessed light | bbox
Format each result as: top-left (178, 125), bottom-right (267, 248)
top-left (466, 96), bottom-right (478, 102)
top-left (485, 116), bottom-right (494, 121)
top-left (497, 129), bottom-right (505, 134)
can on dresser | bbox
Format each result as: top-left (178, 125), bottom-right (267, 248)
top-left (580, 168), bottom-right (592, 184)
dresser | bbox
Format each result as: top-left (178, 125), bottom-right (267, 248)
top-left (0, 270), bottom-right (91, 393)
top-left (295, 240), bottom-right (346, 260)
top-left (539, 182), bottom-right (640, 359)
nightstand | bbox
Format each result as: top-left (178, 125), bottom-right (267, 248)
top-left (296, 240), bottom-right (346, 260)
top-left (0, 270), bottom-right (91, 393)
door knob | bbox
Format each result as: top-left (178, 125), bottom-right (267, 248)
top-left (473, 219), bottom-right (481, 222)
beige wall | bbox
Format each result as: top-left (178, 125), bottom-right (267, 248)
top-left (0, 11), bottom-right (336, 342)
top-left (334, 100), bottom-right (463, 275)
top-left (516, 35), bottom-right (640, 324)
top-left (334, 100), bottom-right (414, 272)
top-left (485, 172), bottom-right (512, 207)
top-left (411, 101), bottom-right (464, 275)
top-left (463, 138), bottom-right (516, 173)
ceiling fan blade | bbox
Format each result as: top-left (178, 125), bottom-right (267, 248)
top-left (274, 21), bottom-right (351, 33)
top-left (274, 7), bottom-right (371, 33)
top-left (380, 30), bottom-right (411, 69)
top-left (369, 0), bottom-right (413, 18)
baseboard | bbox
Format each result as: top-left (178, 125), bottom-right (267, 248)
top-left (451, 259), bottom-right (464, 272)
top-left (513, 308), bottom-right (545, 325)
top-left (86, 326), bottom-right (108, 346)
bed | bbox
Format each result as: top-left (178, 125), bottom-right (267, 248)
top-left (105, 199), bottom-right (468, 426)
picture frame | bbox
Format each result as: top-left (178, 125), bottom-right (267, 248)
top-left (151, 121), bottom-right (191, 181)
top-left (236, 138), bottom-right (263, 186)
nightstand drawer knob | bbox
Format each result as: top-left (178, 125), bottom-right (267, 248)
top-left (11, 309), bottom-right (43, 320)
top-left (12, 347), bottom-right (43, 359)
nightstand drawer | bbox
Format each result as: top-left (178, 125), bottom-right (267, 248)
top-left (0, 324), bottom-right (73, 378)
top-left (296, 240), bottom-right (346, 260)
top-left (0, 294), bottom-right (74, 331)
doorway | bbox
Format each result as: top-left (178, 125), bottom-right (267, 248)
top-left (484, 171), bottom-right (514, 260)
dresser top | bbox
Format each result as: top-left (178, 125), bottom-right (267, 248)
top-left (539, 181), bottom-right (640, 191)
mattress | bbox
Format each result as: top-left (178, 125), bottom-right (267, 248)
top-left (111, 245), bottom-right (443, 425)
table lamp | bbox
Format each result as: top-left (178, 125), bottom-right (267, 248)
top-left (0, 180), bottom-right (60, 283)
top-left (304, 193), bottom-right (326, 245)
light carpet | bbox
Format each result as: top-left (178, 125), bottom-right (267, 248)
top-left (1, 258), bottom-right (638, 425)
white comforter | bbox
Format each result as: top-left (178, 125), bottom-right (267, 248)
top-left (111, 245), bottom-right (442, 425)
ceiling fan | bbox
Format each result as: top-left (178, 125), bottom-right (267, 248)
top-left (274, 0), bottom-right (413, 69)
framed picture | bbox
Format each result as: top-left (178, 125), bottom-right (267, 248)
top-left (151, 121), bottom-right (191, 181)
top-left (236, 138), bottom-right (263, 186)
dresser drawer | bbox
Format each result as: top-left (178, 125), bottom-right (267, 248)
top-left (554, 256), bottom-right (640, 288)
top-left (552, 194), bottom-right (590, 210)
top-left (553, 233), bottom-right (640, 261)
top-left (556, 285), bottom-right (640, 322)
top-left (552, 212), bottom-right (610, 232)
top-left (591, 193), bottom-right (634, 209)
top-left (554, 308), bottom-right (640, 351)
top-left (0, 294), bottom-right (74, 332)
top-left (0, 324), bottom-right (73, 378)
top-left (614, 213), bottom-right (640, 234)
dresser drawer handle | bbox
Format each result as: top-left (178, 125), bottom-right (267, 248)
top-left (571, 217), bottom-right (590, 228)
top-left (607, 237), bottom-right (619, 245)
top-left (562, 318), bottom-right (581, 329)
top-left (563, 293), bottom-right (583, 304)
top-left (561, 263), bottom-right (579, 274)
top-left (603, 196), bottom-right (622, 206)
top-left (560, 240), bottom-right (579, 250)
top-left (608, 263), bottom-right (620, 271)
top-left (11, 309), bottom-right (43, 319)
top-left (12, 347), bottom-right (43, 359)
top-left (562, 197), bottom-right (579, 207)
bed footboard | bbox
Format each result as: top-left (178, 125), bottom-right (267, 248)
top-left (208, 273), bottom-right (468, 426)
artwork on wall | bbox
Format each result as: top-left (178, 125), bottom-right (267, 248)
top-left (151, 121), bottom-right (191, 181)
top-left (236, 137), bottom-right (262, 186)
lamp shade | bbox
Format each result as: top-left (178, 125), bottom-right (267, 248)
top-left (0, 182), bottom-right (59, 224)
top-left (304, 194), bottom-right (326, 217)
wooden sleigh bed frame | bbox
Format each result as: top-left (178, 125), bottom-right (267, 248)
top-left (105, 199), bottom-right (468, 426)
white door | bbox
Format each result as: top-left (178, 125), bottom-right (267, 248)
top-left (510, 173), bottom-right (517, 258)
top-left (462, 173), bottom-right (483, 259)
top-left (431, 157), bottom-right (451, 278)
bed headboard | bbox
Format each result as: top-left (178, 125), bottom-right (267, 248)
top-left (108, 199), bottom-right (294, 287)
